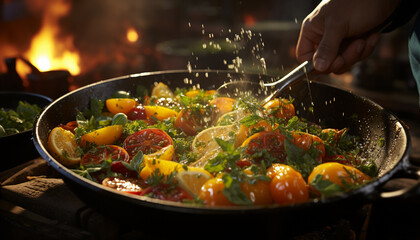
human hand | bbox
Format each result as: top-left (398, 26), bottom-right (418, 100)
top-left (296, 0), bottom-right (402, 74)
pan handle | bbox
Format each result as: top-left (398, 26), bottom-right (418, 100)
top-left (376, 158), bottom-right (420, 200)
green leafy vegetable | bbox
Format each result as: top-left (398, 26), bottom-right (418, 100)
top-left (112, 113), bottom-right (128, 126)
top-left (0, 101), bottom-right (42, 136)
top-left (222, 173), bottom-right (252, 205)
top-left (284, 138), bottom-right (321, 179)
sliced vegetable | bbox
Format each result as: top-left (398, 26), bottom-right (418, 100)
top-left (80, 125), bottom-right (123, 147)
top-left (48, 127), bottom-right (81, 166)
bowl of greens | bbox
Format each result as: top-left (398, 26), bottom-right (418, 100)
top-left (0, 92), bottom-right (52, 170)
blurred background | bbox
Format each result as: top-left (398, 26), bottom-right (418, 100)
top-left (0, 0), bottom-right (316, 95)
top-left (0, 0), bottom-right (418, 113)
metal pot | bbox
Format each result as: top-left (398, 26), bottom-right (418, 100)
top-left (33, 70), bottom-right (415, 237)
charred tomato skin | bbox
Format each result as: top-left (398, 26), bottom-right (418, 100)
top-left (123, 128), bottom-right (173, 157)
top-left (241, 131), bottom-right (287, 164)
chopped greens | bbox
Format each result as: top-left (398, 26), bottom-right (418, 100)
top-left (0, 101), bottom-right (42, 136)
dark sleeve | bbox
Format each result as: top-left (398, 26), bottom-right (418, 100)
top-left (381, 0), bottom-right (420, 33)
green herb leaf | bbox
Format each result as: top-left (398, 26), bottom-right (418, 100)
top-left (121, 151), bottom-right (144, 174)
top-left (284, 138), bottom-right (321, 179)
top-left (112, 113), bottom-right (127, 126)
top-left (222, 173), bottom-right (252, 205)
top-left (309, 174), bottom-right (345, 198)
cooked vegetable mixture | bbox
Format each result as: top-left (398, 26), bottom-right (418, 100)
top-left (47, 82), bottom-right (378, 206)
top-left (0, 101), bottom-right (42, 137)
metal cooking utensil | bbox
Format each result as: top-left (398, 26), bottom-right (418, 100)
top-left (216, 60), bottom-right (314, 105)
top-left (216, 15), bottom-right (394, 105)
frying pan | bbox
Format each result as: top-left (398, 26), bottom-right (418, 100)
top-left (33, 70), bottom-right (415, 237)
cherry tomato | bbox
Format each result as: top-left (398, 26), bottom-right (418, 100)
top-left (102, 177), bottom-right (146, 195)
top-left (236, 120), bottom-right (272, 147)
top-left (292, 132), bottom-right (326, 160)
top-left (127, 104), bottom-right (147, 121)
top-left (174, 108), bottom-right (213, 136)
top-left (320, 128), bottom-right (346, 146)
top-left (236, 159), bottom-right (253, 168)
top-left (263, 98), bottom-right (295, 121)
top-left (241, 131), bottom-right (287, 164)
top-left (240, 179), bottom-right (273, 205)
top-left (81, 145), bottom-right (133, 181)
top-left (308, 162), bottom-right (371, 189)
top-left (210, 97), bottom-right (235, 116)
top-left (140, 184), bottom-right (193, 202)
top-left (199, 177), bottom-right (234, 206)
top-left (123, 128), bottom-right (173, 157)
top-left (106, 98), bottom-right (137, 115)
top-left (267, 164), bottom-right (309, 205)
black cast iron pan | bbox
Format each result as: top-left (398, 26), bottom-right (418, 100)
top-left (33, 70), bottom-right (414, 237)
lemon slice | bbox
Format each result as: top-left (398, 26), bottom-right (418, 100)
top-left (190, 125), bottom-right (239, 167)
top-left (140, 157), bottom-right (213, 196)
top-left (47, 127), bottom-right (81, 166)
top-left (176, 168), bottom-right (213, 196)
top-left (192, 125), bottom-right (238, 157)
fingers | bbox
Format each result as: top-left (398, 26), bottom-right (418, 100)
top-left (296, 20), bottom-right (322, 63)
top-left (313, 20), bottom-right (347, 72)
top-left (329, 33), bottom-right (380, 73)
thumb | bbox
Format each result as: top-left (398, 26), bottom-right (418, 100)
top-left (313, 23), bottom-right (346, 72)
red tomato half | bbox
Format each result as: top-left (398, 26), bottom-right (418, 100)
top-left (81, 145), bottom-right (130, 166)
top-left (140, 185), bottom-right (193, 202)
top-left (242, 131), bottom-right (287, 163)
top-left (123, 128), bottom-right (173, 157)
top-left (81, 145), bottom-right (132, 181)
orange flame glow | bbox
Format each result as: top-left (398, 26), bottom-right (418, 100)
top-left (24, 0), bottom-right (80, 75)
top-left (126, 27), bottom-right (139, 43)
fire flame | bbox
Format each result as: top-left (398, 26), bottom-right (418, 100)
top-left (23, 0), bottom-right (80, 76)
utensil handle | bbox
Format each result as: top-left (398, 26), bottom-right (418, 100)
top-left (264, 60), bottom-right (314, 88)
top-left (261, 60), bottom-right (315, 105)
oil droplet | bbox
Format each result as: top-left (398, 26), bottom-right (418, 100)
top-left (187, 61), bottom-right (192, 73)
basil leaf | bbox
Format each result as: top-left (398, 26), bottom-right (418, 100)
top-left (284, 139), bottom-right (321, 179)
top-left (121, 151), bottom-right (144, 174)
top-left (112, 113), bottom-right (127, 126)
top-left (215, 137), bottom-right (234, 152)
